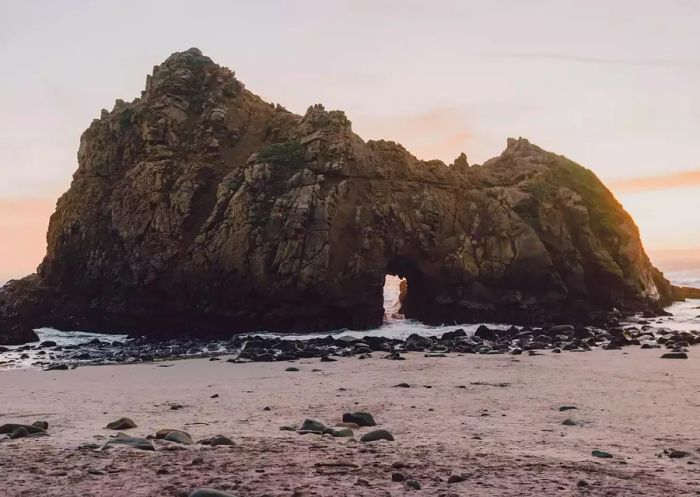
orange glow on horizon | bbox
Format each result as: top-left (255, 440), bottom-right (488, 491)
top-left (611, 170), bottom-right (700, 193)
top-left (0, 198), bottom-right (55, 282)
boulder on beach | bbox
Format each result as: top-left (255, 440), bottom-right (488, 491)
top-left (299, 419), bottom-right (326, 433)
top-left (0, 423), bottom-right (46, 435)
top-left (189, 489), bottom-right (237, 497)
top-left (103, 433), bottom-right (155, 451)
top-left (360, 429), bottom-right (394, 442)
top-left (9, 427), bottom-right (31, 439)
top-left (199, 435), bottom-right (235, 446)
top-left (323, 427), bottom-right (354, 437)
top-left (159, 429), bottom-right (194, 445)
top-left (105, 417), bottom-right (137, 430)
top-left (342, 412), bottom-right (376, 427)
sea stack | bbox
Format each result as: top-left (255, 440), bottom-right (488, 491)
top-left (0, 48), bottom-right (673, 344)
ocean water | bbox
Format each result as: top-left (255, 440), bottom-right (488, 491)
top-left (253, 274), bottom-right (700, 340)
top-left (665, 270), bottom-right (700, 290)
top-left (2, 274), bottom-right (699, 368)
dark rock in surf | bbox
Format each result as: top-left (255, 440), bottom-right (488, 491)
top-left (404, 334), bottom-right (433, 351)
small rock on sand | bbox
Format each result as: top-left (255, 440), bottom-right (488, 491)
top-left (324, 427), bottom-right (354, 437)
top-left (300, 419), bottom-right (326, 432)
top-left (189, 488), bottom-right (236, 497)
top-left (104, 434), bottom-right (154, 451)
top-left (163, 430), bottom-right (194, 445)
top-left (32, 421), bottom-right (48, 430)
top-left (105, 417), bottom-right (137, 430)
top-left (44, 363), bottom-right (69, 371)
top-left (342, 412), bottom-right (376, 427)
top-left (0, 423), bottom-right (46, 435)
top-left (448, 474), bottom-right (467, 484)
top-left (360, 429), bottom-right (394, 442)
top-left (592, 450), bottom-right (612, 458)
top-left (661, 352), bottom-right (688, 359)
top-left (406, 479), bottom-right (421, 490)
top-left (9, 427), bottom-right (30, 439)
top-left (336, 422), bottom-right (359, 429)
top-left (199, 435), bottom-right (235, 446)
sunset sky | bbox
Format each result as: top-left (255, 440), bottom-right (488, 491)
top-left (1, 0), bottom-right (699, 281)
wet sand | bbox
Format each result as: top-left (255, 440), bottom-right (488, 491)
top-left (1, 348), bottom-right (699, 496)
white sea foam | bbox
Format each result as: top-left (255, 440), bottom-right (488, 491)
top-left (4, 272), bottom-right (699, 366)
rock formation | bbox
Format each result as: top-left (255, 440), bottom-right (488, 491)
top-left (672, 285), bottom-right (700, 300)
top-left (0, 48), bottom-right (674, 344)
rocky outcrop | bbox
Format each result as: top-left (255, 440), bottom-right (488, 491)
top-left (0, 48), bottom-right (674, 344)
top-left (672, 285), bottom-right (700, 300)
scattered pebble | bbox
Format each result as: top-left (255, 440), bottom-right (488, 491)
top-left (103, 433), bottom-right (154, 451)
top-left (163, 430), bottom-right (194, 445)
top-left (105, 417), bottom-right (137, 430)
top-left (189, 488), bottom-right (236, 497)
top-left (447, 474), bottom-right (467, 484)
top-left (391, 472), bottom-right (406, 482)
top-left (360, 429), bottom-right (394, 442)
top-left (342, 412), bottom-right (376, 427)
top-left (199, 435), bottom-right (235, 446)
top-left (660, 352), bottom-right (688, 359)
top-left (667, 449), bottom-right (690, 458)
top-left (406, 479), bottom-right (421, 490)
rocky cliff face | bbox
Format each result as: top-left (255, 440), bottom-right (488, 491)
top-left (0, 48), bottom-right (674, 344)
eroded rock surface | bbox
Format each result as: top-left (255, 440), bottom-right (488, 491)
top-left (0, 48), bottom-right (674, 344)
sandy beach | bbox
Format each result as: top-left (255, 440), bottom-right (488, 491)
top-left (1, 348), bottom-right (698, 496)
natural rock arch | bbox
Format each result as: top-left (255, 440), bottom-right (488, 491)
top-left (0, 48), bottom-right (673, 344)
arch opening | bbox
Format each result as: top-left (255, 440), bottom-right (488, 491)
top-left (382, 274), bottom-right (406, 323)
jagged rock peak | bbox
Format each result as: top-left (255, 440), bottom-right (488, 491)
top-left (503, 137), bottom-right (548, 157)
top-left (143, 48), bottom-right (240, 102)
top-left (452, 152), bottom-right (469, 168)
